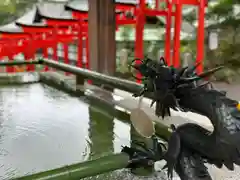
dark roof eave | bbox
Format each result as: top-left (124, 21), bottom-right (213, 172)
top-left (39, 14), bottom-right (78, 22)
top-left (65, 7), bottom-right (124, 16)
top-left (115, 1), bottom-right (137, 6)
top-left (64, 4), bottom-right (87, 13)
top-left (15, 22), bottom-right (54, 29)
top-left (35, 6), bottom-right (76, 22)
top-left (64, 1), bottom-right (136, 13)
top-left (0, 31), bottom-right (28, 35)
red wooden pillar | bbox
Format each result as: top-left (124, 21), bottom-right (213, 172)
top-left (50, 28), bottom-right (58, 72)
top-left (52, 28), bottom-right (58, 62)
top-left (164, 0), bottom-right (172, 65)
top-left (77, 22), bottom-right (83, 68)
top-left (172, 1), bottom-right (182, 68)
top-left (134, 0), bottom-right (145, 83)
top-left (5, 40), bottom-right (14, 73)
top-left (196, 0), bottom-right (205, 74)
top-left (155, 0), bottom-right (159, 9)
top-left (25, 37), bottom-right (35, 72)
top-left (43, 47), bottom-right (48, 58)
top-left (52, 44), bottom-right (58, 62)
top-left (25, 53), bottom-right (35, 71)
top-left (42, 32), bottom-right (48, 60)
top-left (0, 44), bottom-right (3, 61)
top-left (7, 54), bottom-right (15, 73)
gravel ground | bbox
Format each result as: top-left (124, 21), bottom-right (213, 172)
top-left (213, 82), bottom-right (240, 100)
top-left (206, 165), bottom-right (240, 180)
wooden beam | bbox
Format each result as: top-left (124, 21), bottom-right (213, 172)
top-left (88, 0), bottom-right (116, 75)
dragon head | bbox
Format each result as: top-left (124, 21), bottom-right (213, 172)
top-left (130, 57), bottom-right (224, 117)
top-left (129, 57), bottom-right (168, 80)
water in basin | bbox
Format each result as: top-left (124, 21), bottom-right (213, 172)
top-left (0, 83), bottom-right (167, 180)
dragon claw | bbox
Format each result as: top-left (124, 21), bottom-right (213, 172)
top-left (162, 162), bottom-right (174, 180)
top-left (162, 152), bottom-right (177, 180)
top-left (150, 100), bottom-right (156, 107)
top-left (162, 126), bottom-right (181, 180)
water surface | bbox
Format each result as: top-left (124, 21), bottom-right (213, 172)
top-left (0, 84), bottom-right (167, 180)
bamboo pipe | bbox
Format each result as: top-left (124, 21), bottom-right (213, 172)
top-left (42, 59), bottom-right (143, 94)
top-left (14, 153), bottom-right (130, 180)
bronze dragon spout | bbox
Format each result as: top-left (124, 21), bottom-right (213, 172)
top-left (130, 57), bottom-right (240, 180)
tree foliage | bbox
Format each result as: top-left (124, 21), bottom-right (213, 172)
top-left (0, 0), bottom-right (38, 25)
top-left (204, 0), bottom-right (240, 82)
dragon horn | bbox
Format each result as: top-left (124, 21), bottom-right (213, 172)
top-left (130, 64), bottom-right (141, 70)
top-left (176, 66), bottom-right (189, 79)
top-left (198, 65), bottom-right (224, 78)
top-left (129, 58), bottom-right (143, 70)
top-left (179, 66), bottom-right (224, 83)
top-left (160, 57), bottom-right (167, 65)
top-left (185, 62), bottom-right (202, 75)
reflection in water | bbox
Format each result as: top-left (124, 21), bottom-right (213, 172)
top-left (88, 106), bottom-right (114, 159)
top-left (0, 84), bottom-right (91, 179)
top-left (0, 84), bottom-right (167, 180)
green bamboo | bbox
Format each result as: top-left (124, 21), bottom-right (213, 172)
top-left (88, 106), bottom-right (114, 159)
top-left (42, 59), bottom-right (143, 94)
top-left (14, 153), bottom-right (130, 180)
top-left (155, 122), bottom-right (171, 140)
top-left (0, 60), bottom-right (40, 66)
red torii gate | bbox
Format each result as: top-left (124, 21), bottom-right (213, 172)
top-left (15, 22), bottom-right (57, 72)
top-left (0, 30), bottom-right (31, 73)
top-left (34, 1), bottom-right (141, 72)
top-left (0, 0), bottom-right (207, 81)
top-left (133, 0), bottom-right (207, 81)
top-left (65, 0), bottom-right (207, 81)
top-left (64, 0), bottom-right (139, 72)
top-left (34, 11), bottom-right (88, 70)
top-left (64, 0), bottom-right (141, 81)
